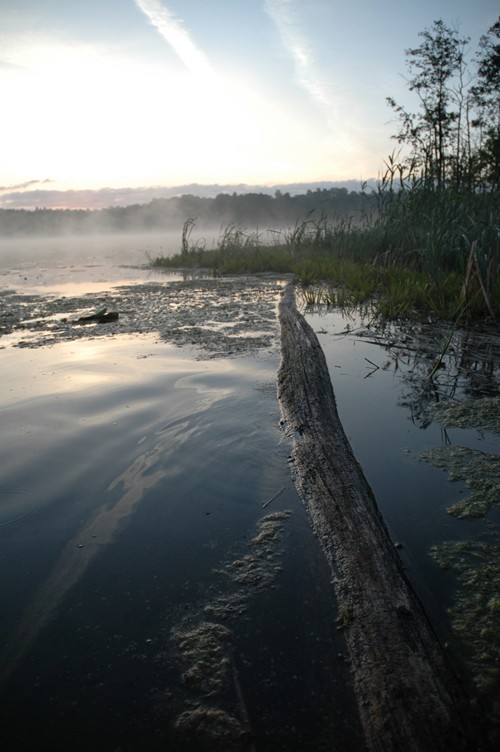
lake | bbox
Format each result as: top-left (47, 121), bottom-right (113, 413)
top-left (0, 237), bottom-right (498, 751)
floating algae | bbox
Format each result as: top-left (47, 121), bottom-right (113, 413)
top-left (174, 706), bottom-right (251, 752)
top-left (433, 396), bottom-right (500, 434)
top-left (169, 510), bottom-right (292, 746)
top-left (204, 511), bottom-right (291, 619)
top-left (223, 512), bottom-right (288, 588)
top-left (420, 445), bottom-right (500, 518)
top-left (424, 395), bottom-right (500, 731)
top-left (430, 539), bottom-right (500, 705)
top-left (172, 622), bottom-right (232, 697)
top-left (1, 275), bottom-right (282, 356)
top-left (172, 512), bottom-right (292, 660)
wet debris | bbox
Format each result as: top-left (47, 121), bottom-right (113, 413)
top-left (76, 306), bottom-right (119, 324)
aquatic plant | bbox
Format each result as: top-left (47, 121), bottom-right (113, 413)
top-left (430, 539), bottom-right (500, 698)
top-left (169, 510), bottom-right (292, 745)
top-left (421, 445), bottom-right (500, 518)
top-left (421, 395), bottom-right (500, 518)
top-left (433, 396), bottom-right (500, 434)
top-left (425, 392), bottom-right (500, 722)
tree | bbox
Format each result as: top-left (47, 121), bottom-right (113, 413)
top-left (387, 19), bottom-right (470, 189)
top-left (471, 18), bottom-right (500, 188)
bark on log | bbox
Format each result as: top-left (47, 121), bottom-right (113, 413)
top-left (277, 283), bottom-right (489, 752)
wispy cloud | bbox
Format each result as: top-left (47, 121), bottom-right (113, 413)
top-left (134, 0), bottom-right (213, 78)
top-left (0, 179), bottom-right (52, 194)
top-left (264, 0), bottom-right (331, 110)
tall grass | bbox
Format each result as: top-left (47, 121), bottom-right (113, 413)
top-left (154, 219), bottom-right (297, 275)
top-left (152, 175), bottom-right (499, 320)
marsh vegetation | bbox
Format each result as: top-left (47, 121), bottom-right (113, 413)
top-left (152, 184), bottom-right (499, 322)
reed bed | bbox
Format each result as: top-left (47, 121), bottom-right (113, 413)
top-left (152, 181), bottom-right (499, 322)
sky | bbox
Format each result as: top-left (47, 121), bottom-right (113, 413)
top-left (0, 0), bottom-right (498, 208)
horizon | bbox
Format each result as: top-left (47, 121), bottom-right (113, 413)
top-left (0, 178), bottom-right (377, 212)
top-left (1, 0), bottom-right (497, 211)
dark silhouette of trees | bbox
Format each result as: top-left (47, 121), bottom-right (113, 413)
top-left (471, 19), bottom-right (500, 188)
top-left (0, 188), bottom-right (371, 237)
top-left (387, 20), bottom-right (469, 189)
top-left (387, 17), bottom-right (500, 191)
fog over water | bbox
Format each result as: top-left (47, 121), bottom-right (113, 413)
top-left (0, 232), bottom-right (180, 267)
top-left (0, 227), bottom-right (282, 271)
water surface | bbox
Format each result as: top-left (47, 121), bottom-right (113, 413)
top-left (0, 259), bottom-right (362, 751)
top-left (0, 245), bottom-right (498, 749)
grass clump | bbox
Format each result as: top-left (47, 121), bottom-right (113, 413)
top-left (154, 219), bottom-right (296, 276)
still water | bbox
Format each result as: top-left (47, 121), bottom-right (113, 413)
top-left (0, 242), bottom-right (498, 750)
top-left (310, 312), bottom-right (500, 638)
top-left (0, 334), bottom-right (361, 751)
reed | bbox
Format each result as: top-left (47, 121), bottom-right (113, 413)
top-left (152, 180), bottom-right (499, 321)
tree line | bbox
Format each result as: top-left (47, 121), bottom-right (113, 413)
top-left (0, 187), bottom-right (374, 237)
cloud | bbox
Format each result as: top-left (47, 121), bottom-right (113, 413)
top-left (0, 179), bottom-right (52, 194)
top-left (134, 0), bottom-right (213, 79)
top-left (264, 0), bottom-right (331, 110)
top-left (264, 0), bottom-right (365, 161)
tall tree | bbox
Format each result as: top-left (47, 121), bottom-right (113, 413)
top-left (471, 18), bottom-right (500, 188)
top-left (387, 20), bottom-right (470, 189)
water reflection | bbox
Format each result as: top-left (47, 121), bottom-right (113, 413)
top-left (305, 304), bottom-right (500, 737)
top-left (1, 277), bottom-right (498, 748)
top-left (0, 323), bottom-right (355, 750)
top-left (309, 309), bottom-right (500, 429)
top-left (0, 342), bottom-right (234, 690)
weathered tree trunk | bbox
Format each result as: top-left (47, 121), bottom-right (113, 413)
top-left (277, 283), bottom-right (489, 752)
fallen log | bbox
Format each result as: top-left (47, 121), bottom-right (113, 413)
top-left (277, 283), bottom-right (489, 752)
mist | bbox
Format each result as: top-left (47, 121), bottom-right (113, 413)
top-left (0, 232), bottom-right (183, 269)
top-left (0, 186), bottom-right (372, 239)
top-left (0, 186), bottom-right (376, 281)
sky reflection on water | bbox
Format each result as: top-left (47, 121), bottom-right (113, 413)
top-left (0, 328), bottom-right (358, 751)
top-left (306, 306), bottom-right (500, 653)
